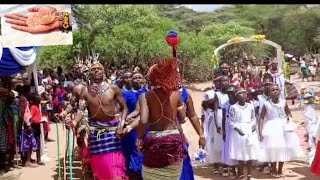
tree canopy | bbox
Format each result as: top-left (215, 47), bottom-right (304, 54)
top-left (38, 4), bottom-right (320, 81)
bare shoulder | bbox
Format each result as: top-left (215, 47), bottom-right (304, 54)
top-left (170, 90), bottom-right (180, 97)
top-left (80, 86), bottom-right (88, 93)
top-left (170, 90), bottom-right (182, 102)
top-left (79, 86), bottom-right (88, 99)
top-left (110, 84), bottom-right (121, 92)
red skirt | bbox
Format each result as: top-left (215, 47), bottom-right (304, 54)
top-left (311, 141), bottom-right (320, 176)
top-left (7, 120), bottom-right (14, 145)
top-left (41, 114), bottom-right (51, 133)
top-left (80, 146), bottom-right (91, 165)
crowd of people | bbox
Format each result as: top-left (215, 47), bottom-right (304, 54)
top-left (298, 57), bottom-right (320, 82)
top-left (0, 54), bottom-right (320, 180)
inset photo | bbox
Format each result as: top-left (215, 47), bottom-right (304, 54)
top-left (0, 4), bottom-right (72, 47)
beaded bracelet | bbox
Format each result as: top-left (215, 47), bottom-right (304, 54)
top-left (61, 12), bottom-right (72, 33)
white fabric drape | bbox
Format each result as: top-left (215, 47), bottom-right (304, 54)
top-left (8, 47), bottom-right (37, 66)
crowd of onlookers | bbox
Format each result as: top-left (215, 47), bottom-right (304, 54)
top-left (0, 64), bottom-right (143, 174)
top-left (0, 66), bottom-right (69, 173)
top-left (298, 57), bottom-right (320, 82)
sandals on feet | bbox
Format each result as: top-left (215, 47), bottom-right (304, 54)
top-left (247, 175), bottom-right (252, 180)
top-left (239, 175), bottom-right (246, 180)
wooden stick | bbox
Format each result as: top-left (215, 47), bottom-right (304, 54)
top-left (63, 117), bottom-right (67, 180)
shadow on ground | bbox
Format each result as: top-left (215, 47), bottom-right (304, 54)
top-left (194, 161), bottom-right (318, 180)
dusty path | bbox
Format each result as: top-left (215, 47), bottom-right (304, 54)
top-left (1, 77), bottom-right (319, 180)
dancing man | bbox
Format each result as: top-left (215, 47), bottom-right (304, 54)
top-left (137, 58), bottom-right (187, 180)
top-left (67, 62), bottom-right (129, 180)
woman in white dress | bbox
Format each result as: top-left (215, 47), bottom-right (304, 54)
top-left (258, 84), bottom-right (297, 178)
top-left (229, 88), bottom-right (258, 180)
top-left (212, 76), bottom-right (230, 174)
top-left (221, 85), bottom-right (238, 178)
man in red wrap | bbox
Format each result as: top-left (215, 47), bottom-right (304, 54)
top-left (137, 58), bottom-right (188, 180)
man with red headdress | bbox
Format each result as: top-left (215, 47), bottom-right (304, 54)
top-left (137, 58), bottom-right (188, 180)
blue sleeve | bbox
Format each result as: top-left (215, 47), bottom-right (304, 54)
top-left (181, 88), bottom-right (189, 104)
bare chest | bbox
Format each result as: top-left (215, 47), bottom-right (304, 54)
top-left (86, 90), bottom-right (115, 107)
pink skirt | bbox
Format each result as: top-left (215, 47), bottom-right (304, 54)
top-left (81, 146), bottom-right (91, 165)
top-left (91, 151), bottom-right (128, 180)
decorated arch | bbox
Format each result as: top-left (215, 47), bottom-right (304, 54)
top-left (211, 35), bottom-right (283, 68)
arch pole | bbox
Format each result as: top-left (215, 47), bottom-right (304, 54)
top-left (213, 37), bottom-right (282, 67)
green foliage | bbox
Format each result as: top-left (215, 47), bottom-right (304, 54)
top-left (200, 21), bottom-right (255, 47)
top-left (37, 4), bottom-right (320, 81)
top-left (178, 32), bottom-right (214, 81)
top-left (38, 45), bottom-right (73, 70)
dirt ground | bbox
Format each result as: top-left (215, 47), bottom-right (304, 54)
top-left (1, 75), bottom-right (319, 180)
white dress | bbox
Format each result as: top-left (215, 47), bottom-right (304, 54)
top-left (255, 94), bottom-right (269, 165)
top-left (221, 102), bottom-right (238, 165)
top-left (228, 102), bottom-right (258, 161)
top-left (258, 99), bottom-right (287, 162)
top-left (257, 94), bottom-right (269, 117)
top-left (305, 105), bottom-right (319, 148)
top-left (283, 118), bottom-right (303, 161)
top-left (283, 123), bottom-right (304, 161)
top-left (212, 91), bottom-right (229, 163)
top-left (202, 90), bottom-right (216, 164)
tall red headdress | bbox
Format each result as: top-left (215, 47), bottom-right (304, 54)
top-left (166, 30), bottom-right (179, 58)
top-left (165, 30), bottom-right (182, 84)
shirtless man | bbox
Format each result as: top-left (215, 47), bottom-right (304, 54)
top-left (60, 63), bottom-right (88, 116)
top-left (137, 59), bottom-right (187, 180)
top-left (68, 62), bottom-right (129, 180)
top-left (60, 63), bottom-right (89, 149)
top-left (72, 63), bottom-right (88, 99)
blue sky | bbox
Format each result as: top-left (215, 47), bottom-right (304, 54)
top-left (183, 4), bottom-right (228, 12)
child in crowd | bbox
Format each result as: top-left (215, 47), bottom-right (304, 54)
top-left (258, 84), bottom-right (301, 178)
top-left (229, 88), bottom-right (258, 180)
top-left (20, 92), bottom-right (38, 167)
top-left (221, 85), bottom-right (238, 178)
top-left (255, 75), bottom-right (273, 174)
top-left (304, 92), bottom-right (319, 149)
top-left (29, 94), bottom-right (45, 165)
top-left (212, 76), bottom-right (230, 174)
top-left (201, 87), bottom-right (215, 165)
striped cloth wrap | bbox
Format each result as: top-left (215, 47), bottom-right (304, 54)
top-left (89, 119), bottom-right (121, 155)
